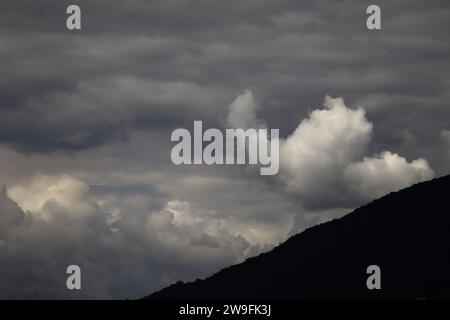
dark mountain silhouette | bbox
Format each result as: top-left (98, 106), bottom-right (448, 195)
top-left (144, 175), bottom-right (450, 299)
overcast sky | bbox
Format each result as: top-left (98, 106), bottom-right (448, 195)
top-left (0, 0), bottom-right (449, 299)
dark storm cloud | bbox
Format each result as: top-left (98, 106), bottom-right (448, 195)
top-left (1, 0), bottom-right (449, 158)
top-left (0, 1), bottom-right (450, 170)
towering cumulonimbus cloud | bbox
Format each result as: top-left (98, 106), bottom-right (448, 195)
top-left (278, 96), bottom-right (373, 204)
top-left (227, 91), bottom-right (434, 207)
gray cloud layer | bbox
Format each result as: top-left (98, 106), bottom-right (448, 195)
top-left (0, 0), bottom-right (449, 298)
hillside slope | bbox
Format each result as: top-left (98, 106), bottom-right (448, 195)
top-left (144, 175), bottom-right (450, 299)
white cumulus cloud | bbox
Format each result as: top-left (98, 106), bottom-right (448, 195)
top-left (226, 90), bottom-right (264, 129)
top-left (226, 91), bottom-right (434, 207)
top-left (342, 151), bottom-right (434, 200)
top-left (279, 96), bottom-right (372, 202)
